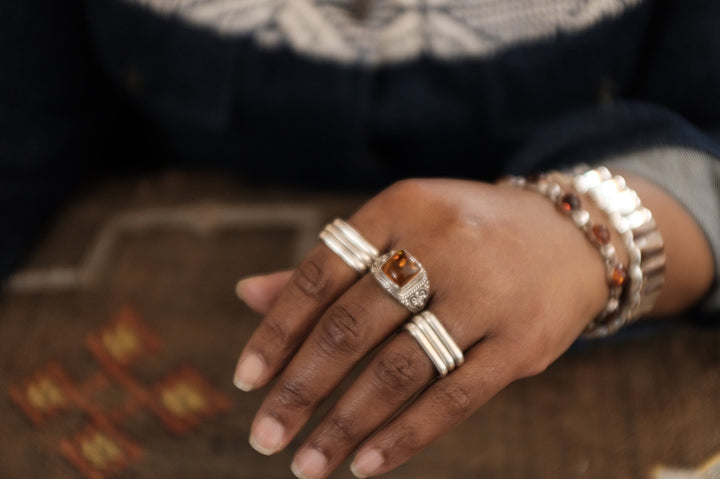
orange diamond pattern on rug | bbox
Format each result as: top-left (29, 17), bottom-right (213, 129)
top-left (8, 307), bottom-right (232, 479)
top-left (9, 362), bottom-right (75, 427)
top-left (60, 424), bottom-right (143, 479)
top-left (154, 367), bottom-right (232, 435)
top-left (92, 307), bottom-right (161, 366)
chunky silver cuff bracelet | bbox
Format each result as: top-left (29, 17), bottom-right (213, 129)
top-left (574, 166), bottom-right (666, 332)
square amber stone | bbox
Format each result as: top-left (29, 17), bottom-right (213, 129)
top-left (381, 250), bottom-right (420, 287)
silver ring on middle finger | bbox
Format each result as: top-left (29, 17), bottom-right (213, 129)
top-left (371, 249), bottom-right (430, 313)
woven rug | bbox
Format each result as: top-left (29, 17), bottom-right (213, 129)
top-left (2, 172), bottom-right (719, 479)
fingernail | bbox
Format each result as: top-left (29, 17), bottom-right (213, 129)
top-left (233, 353), bottom-right (264, 391)
top-left (249, 416), bottom-right (285, 455)
top-left (235, 278), bottom-right (252, 302)
top-left (350, 449), bottom-right (384, 478)
top-left (291, 448), bottom-right (328, 479)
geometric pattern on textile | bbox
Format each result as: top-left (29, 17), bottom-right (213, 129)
top-left (125, 0), bottom-right (642, 65)
top-left (7, 203), bottom-right (321, 294)
top-left (8, 307), bottom-right (232, 479)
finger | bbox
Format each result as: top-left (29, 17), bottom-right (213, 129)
top-left (290, 333), bottom-right (434, 479)
top-left (234, 213), bottom-right (390, 392)
top-left (289, 303), bottom-right (485, 479)
top-left (349, 339), bottom-right (515, 478)
top-left (236, 271), bottom-right (293, 314)
top-left (248, 272), bottom-right (411, 456)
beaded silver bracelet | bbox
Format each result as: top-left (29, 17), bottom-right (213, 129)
top-left (572, 166), bottom-right (666, 327)
top-left (502, 173), bottom-right (628, 335)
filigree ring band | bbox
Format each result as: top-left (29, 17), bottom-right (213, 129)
top-left (371, 249), bottom-right (429, 313)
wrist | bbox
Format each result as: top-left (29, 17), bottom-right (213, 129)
top-left (497, 177), bottom-right (616, 333)
top-left (499, 165), bottom-right (673, 337)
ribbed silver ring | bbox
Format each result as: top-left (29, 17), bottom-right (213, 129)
top-left (418, 311), bottom-right (465, 367)
top-left (404, 322), bottom-right (449, 377)
top-left (404, 311), bottom-right (463, 377)
top-left (319, 219), bottom-right (379, 273)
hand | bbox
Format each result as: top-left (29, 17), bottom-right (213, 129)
top-left (233, 178), bottom-right (613, 478)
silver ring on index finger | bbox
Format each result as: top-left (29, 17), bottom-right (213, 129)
top-left (319, 219), bottom-right (379, 273)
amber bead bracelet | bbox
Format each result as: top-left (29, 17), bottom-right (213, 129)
top-left (501, 173), bottom-right (627, 336)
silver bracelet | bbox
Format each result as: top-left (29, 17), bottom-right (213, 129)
top-left (573, 166), bottom-right (666, 329)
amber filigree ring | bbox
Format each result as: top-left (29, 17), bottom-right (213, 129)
top-left (371, 249), bottom-right (430, 313)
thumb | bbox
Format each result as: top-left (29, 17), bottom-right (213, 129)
top-left (235, 270), bottom-right (293, 314)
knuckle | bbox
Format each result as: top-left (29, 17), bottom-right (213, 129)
top-left (276, 378), bottom-right (312, 410)
top-left (432, 382), bottom-right (474, 420)
top-left (506, 340), bottom-right (553, 379)
top-left (386, 423), bottom-right (423, 455)
top-left (372, 349), bottom-right (425, 396)
top-left (383, 179), bottom-right (429, 204)
top-left (387, 178), bottom-right (425, 196)
top-left (518, 356), bottom-right (551, 378)
top-left (260, 318), bottom-right (290, 343)
top-left (322, 414), bottom-right (357, 445)
top-left (317, 304), bottom-right (367, 355)
top-left (291, 258), bottom-right (330, 302)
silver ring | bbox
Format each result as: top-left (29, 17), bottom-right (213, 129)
top-left (319, 219), bottom-right (379, 273)
top-left (404, 311), bottom-right (463, 377)
top-left (371, 249), bottom-right (429, 313)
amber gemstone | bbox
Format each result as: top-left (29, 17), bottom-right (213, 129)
top-left (559, 193), bottom-right (581, 212)
top-left (591, 224), bottom-right (611, 245)
top-left (610, 263), bottom-right (628, 287)
top-left (382, 250), bottom-right (420, 287)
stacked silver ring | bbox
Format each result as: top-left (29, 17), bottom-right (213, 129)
top-left (404, 311), bottom-right (464, 377)
top-left (319, 219), bottom-right (379, 273)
